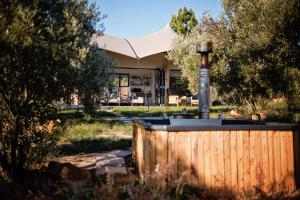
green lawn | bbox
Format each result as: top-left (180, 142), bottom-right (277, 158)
top-left (56, 105), bottom-right (234, 119)
top-left (57, 120), bottom-right (132, 155)
top-left (110, 105), bottom-right (233, 118)
top-left (55, 103), bottom-right (298, 156)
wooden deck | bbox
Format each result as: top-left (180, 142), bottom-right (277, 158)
top-left (132, 123), bottom-right (300, 193)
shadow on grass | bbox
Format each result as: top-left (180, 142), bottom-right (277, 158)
top-left (113, 106), bottom-right (234, 118)
top-left (57, 138), bottom-right (132, 156)
top-left (56, 111), bottom-right (84, 121)
top-left (55, 106), bottom-right (234, 119)
top-left (116, 110), bottom-right (200, 118)
top-left (55, 109), bottom-right (117, 121)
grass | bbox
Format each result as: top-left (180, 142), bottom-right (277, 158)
top-left (110, 105), bottom-right (233, 118)
top-left (55, 105), bottom-right (234, 120)
top-left (29, 104), bottom-right (299, 199)
top-left (57, 120), bottom-right (132, 155)
top-left (55, 108), bottom-right (117, 120)
top-left (54, 105), bottom-right (233, 155)
top-left (264, 101), bottom-right (300, 122)
top-left (55, 103), bottom-right (298, 156)
top-left (63, 120), bottom-right (132, 140)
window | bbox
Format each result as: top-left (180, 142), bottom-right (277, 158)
top-left (112, 74), bottom-right (129, 87)
top-left (112, 75), bottom-right (120, 87)
top-left (120, 74), bottom-right (129, 87)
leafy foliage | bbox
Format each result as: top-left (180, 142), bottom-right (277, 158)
top-left (77, 47), bottom-right (116, 117)
top-left (168, 0), bottom-right (300, 113)
top-left (167, 15), bottom-right (217, 95)
top-left (0, 0), bottom-right (105, 180)
top-left (170, 7), bottom-right (198, 35)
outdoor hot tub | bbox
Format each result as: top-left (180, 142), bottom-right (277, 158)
top-left (132, 118), bottom-right (300, 193)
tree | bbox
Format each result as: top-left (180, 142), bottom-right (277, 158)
top-left (170, 7), bottom-right (198, 35)
top-left (217, 0), bottom-right (300, 113)
top-left (78, 47), bottom-right (115, 117)
top-left (167, 15), bottom-right (218, 95)
top-left (168, 0), bottom-right (300, 114)
top-left (0, 0), bottom-right (102, 181)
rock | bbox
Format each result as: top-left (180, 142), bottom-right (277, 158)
top-left (271, 97), bottom-right (285, 103)
top-left (96, 166), bottom-right (127, 175)
top-left (229, 109), bottom-right (241, 118)
top-left (110, 149), bottom-right (132, 157)
top-left (96, 155), bottom-right (125, 166)
top-left (94, 150), bottom-right (131, 175)
top-left (256, 110), bottom-right (268, 120)
top-left (47, 161), bottom-right (91, 181)
top-left (251, 114), bottom-right (261, 121)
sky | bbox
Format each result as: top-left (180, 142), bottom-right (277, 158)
top-left (89, 0), bottom-right (223, 38)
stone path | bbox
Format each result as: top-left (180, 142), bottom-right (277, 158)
top-left (101, 116), bottom-right (133, 124)
top-left (54, 149), bottom-right (132, 175)
top-left (96, 150), bottom-right (131, 175)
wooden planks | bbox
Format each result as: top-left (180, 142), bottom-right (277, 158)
top-left (243, 131), bottom-right (250, 191)
top-left (261, 131), bottom-right (270, 191)
top-left (237, 131), bottom-right (244, 192)
top-left (203, 131), bottom-right (212, 189)
top-left (167, 131), bottom-right (177, 183)
top-left (280, 131), bottom-right (288, 190)
top-left (230, 131), bottom-right (238, 192)
top-left (210, 131), bottom-right (218, 188)
top-left (267, 131), bottom-right (275, 191)
top-left (155, 131), bottom-right (168, 187)
top-left (133, 123), bottom-right (298, 193)
top-left (217, 131), bottom-right (225, 188)
top-left (274, 131), bottom-right (282, 190)
top-left (149, 131), bottom-right (156, 184)
top-left (286, 131), bottom-right (295, 191)
top-left (224, 131), bottom-right (231, 189)
top-left (197, 131), bottom-right (205, 187)
top-left (249, 130), bottom-right (257, 189)
top-left (143, 129), bottom-right (151, 182)
top-left (190, 132), bottom-right (199, 186)
top-left (255, 131), bottom-right (263, 188)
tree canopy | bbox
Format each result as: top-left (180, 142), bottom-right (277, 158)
top-left (78, 47), bottom-right (115, 117)
top-left (170, 7), bottom-right (198, 35)
top-left (168, 0), bottom-right (300, 113)
top-left (0, 0), bottom-right (111, 180)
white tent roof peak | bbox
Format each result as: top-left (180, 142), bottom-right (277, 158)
top-left (91, 24), bottom-right (178, 59)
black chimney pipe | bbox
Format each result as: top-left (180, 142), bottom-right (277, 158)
top-left (197, 42), bottom-right (212, 119)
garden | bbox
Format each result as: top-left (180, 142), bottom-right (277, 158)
top-left (0, 0), bottom-right (299, 199)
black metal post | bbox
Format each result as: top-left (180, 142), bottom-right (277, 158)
top-left (197, 42), bottom-right (212, 119)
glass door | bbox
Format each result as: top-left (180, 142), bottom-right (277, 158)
top-left (155, 68), bottom-right (165, 105)
top-left (111, 74), bottom-right (129, 100)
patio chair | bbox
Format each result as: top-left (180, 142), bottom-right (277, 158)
top-left (168, 95), bottom-right (179, 106)
top-left (119, 87), bottom-right (131, 105)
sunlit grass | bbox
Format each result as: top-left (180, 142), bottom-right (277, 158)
top-left (110, 105), bottom-right (233, 117)
top-left (58, 120), bottom-right (132, 155)
top-left (63, 120), bottom-right (132, 142)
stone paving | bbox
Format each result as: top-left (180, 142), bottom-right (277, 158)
top-left (54, 149), bottom-right (132, 175)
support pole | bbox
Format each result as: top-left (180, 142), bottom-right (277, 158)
top-left (165, 63), bottom-right (170, 105)
top-left (197, 42), bottom-right (212, 119)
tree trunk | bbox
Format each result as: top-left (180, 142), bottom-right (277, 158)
top-left (10, 121), bottom-right (17, 179)
top-left (0, 153), bottom-right (12, 182)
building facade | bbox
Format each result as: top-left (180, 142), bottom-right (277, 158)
top-left (92, 25), bottom-right (191, 106)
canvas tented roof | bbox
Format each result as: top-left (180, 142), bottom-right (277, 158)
top-left (91, 24), bottom-right (177, 59)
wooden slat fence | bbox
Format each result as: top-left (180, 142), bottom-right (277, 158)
top-left (133, 124), bottom-right (299, 193)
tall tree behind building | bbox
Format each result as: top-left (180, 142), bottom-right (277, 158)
top-left (170, 7), bottom-right (198, 35)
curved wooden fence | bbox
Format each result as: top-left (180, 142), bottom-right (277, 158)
top-left (133, 123), bottom-right (300, 193)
